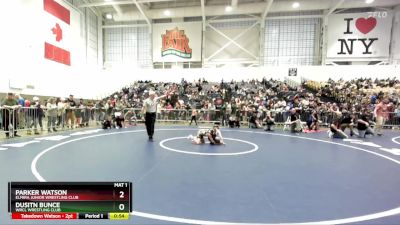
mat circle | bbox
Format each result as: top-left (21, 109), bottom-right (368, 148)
top-left (159, 136), bottom-right (259, 156)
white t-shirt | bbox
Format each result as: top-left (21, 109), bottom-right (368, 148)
top-left (47, 103), bottom-right (58, 117)
top-left (144, 98), bottom-right (157, 113)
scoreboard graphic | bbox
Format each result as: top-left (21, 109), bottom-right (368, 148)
top-left (8, 182), bottom-right (132, 220)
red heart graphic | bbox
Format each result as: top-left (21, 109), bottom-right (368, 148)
top-left (355, 17), bottom-right (377, 34)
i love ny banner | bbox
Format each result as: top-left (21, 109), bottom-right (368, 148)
top-left (327, 12), bottom-right (393, 59)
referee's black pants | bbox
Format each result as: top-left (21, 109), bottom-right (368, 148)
top-left (189, 116), bottom-right (197, 125)
top-left (145, 112), bottom-right (156, 138)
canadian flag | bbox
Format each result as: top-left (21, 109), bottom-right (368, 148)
top-left (43, 0), bottom-right (71, 66)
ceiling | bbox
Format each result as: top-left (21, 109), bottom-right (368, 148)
top-left (77, 0), bottom-right (400, 22)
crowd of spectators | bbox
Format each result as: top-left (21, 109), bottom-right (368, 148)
top-left (101, 78), bottom-right (298, 126)
top-left (98, 77), bottom-right (400, 135)
top-left (1, 77), bottom-right (400, 138)
top-left (307, 77), bottom-right (400, 106)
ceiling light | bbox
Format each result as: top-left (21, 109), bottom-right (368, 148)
top-left (106, 13), bottom-right (113, 19)
top-left (292, 2), bottom-right (300, 8)
top-left (365, 0), bottom-right (374, 4)
top-left (164, 10), bottom-right (171, 16)
top-left (105, 0), bottom-right (113, 2)
top-left (225, 5), bottom-right (233, 12)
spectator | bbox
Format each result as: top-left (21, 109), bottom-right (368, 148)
top-left (375, 97), bottom-right (389, 136)
top-left (114, 99), bottom-right (124, 129)
top-left (35, 97), bottom-right (45, 132)
top-left (83, 100), bottom-right (92, 127)
top-left (46, 97), bottom-right (58, 132)
top-left (264, 111), bottom-right (275, 131)
top-left (340, 110), bottom-right (355, 137)
top-left (307, 110), bottom-right (319, 131)
top-left (95, 100), bottom-right (105, 125)
top-left (16, 94), bottom-right (25, 129)
top-left (27, 97), bottom-right (41, 135)
top-left (124, 109), bottom-right (137, 127)
top-left (249, 109), bottom-right (261, 129)
top-left (102, 116), bottom-right (112, 129)
top-left (357, 113), bottom-right (375, 138)
top-left (65, 95), bottom-right (77, 129)
top-left (105, 99), bottom-right (113, 119)
top-left (290, 108), bottom-right (302, 133)
top-left (56, 98), bottom-right (66, 129)
top-left (75, 99), bottom-right (85, 128)
top-left (1, 93), bottom-right (21, 138)
top-left (328, 120), bottom-right (348, 139)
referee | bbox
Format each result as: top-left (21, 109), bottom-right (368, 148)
top-left (142, 90), bottom-right (169, 141)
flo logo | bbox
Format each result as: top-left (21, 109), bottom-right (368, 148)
top-left (161, 27), bottom-right (192, 59)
